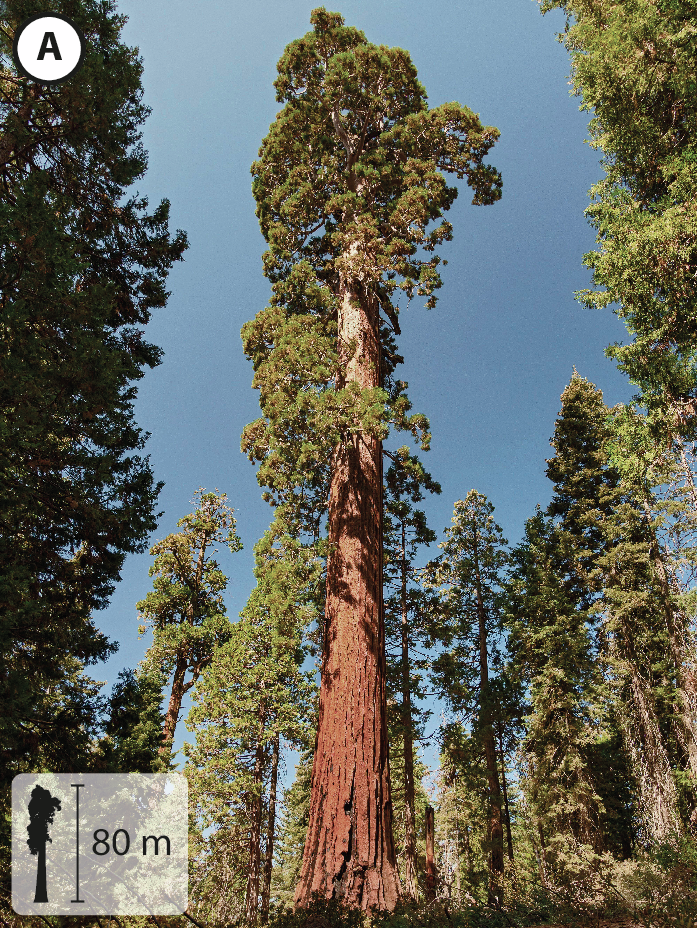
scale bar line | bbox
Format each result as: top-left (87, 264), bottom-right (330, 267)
top-left (70, 783), bottom-right (85, 904)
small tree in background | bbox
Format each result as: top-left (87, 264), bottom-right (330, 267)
top-left (425, 491), bottom-right (509, 905)
top-left (137, 489), bottom-right (242, 761)
top-left (186, 521), bottom-right (319, 924)
top-left (383, 446), bottom-right (440, 899)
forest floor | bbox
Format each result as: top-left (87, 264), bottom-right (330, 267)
top-left (541, 919), bottom-right (670, 928)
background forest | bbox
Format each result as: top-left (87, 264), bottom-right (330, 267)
top-left (2, 0), bottom-right (697, 926)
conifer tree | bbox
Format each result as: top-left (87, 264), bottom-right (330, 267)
top-left (551, 374), bottom-right (696, 840)
top-left (507, 373), bottom-right (694, 852)
top-left (541, 0), bottom-right (697, 426)
top-left (100, 667), bottom-right (166, 773)
top-left (244, 8), bottom-right (501, 909)
top-left (383, 447), bottom-right (440, 898)
top-left (0, 0), bottom-right (187, 784)
top-left (506, 375), bottom-right (632, 857)
top-left (138, 490), bottom-right (242, 761)
top-left (186, 522), bottom-right (318, 923)
top-left (425, 491), bottom-right (508, 905)
top-left (506, 511), bottom-right (606, 855)
top-left (272, 749), bottom-right (314, 909)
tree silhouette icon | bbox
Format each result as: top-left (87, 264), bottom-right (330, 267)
top-left (27, 785), bottom-right (61, 903)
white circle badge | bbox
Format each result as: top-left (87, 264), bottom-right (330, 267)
top-left (13, 13), bottom-right (85, 84)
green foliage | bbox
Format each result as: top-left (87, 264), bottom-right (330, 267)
top-left (139, 492), bottom-right (241, 680)
top-left (186, 520), bottom-right (318, 922)
top-left (272, 748), bottom-right (314, 909)
top-left (0, 0), bottom-right (187, 789)
top-left (542, 0), bottom-right (697, 419)
top-left (425, 491), bottom-right (508, 720)
top-left (242, 7), bottom-right (501, 522)
top-left (100, 667), bottom-right (167, 773)
top-left (384, 446), bottom-right (440, 729)
top-left (506, 375), bottom-right (631, 856)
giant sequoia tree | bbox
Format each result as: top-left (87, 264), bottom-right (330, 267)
top-left (243, 8), bottom-right (501, 910)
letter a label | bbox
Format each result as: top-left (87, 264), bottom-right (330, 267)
top-left (13, 14), bottom-right (85, 83)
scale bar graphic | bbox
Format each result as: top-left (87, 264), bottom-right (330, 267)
top-left (70, 784), bottom-right (85, 904)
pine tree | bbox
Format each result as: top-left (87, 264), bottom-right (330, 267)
top-left (506, 373), bottom-right (694, 854)
top-left (244, 8), bottom-right (501, 909)
top-left (383, 447), bottom-right (440, 898)
top-left (137, 490), bottom-right (242, 761)
top-left (425, 491), bottom-right (509, 905)
top-left (0, 0), bottom-right (187, 785)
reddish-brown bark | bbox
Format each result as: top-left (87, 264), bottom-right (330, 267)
top-left (294, 283), bottom-right (401, 911)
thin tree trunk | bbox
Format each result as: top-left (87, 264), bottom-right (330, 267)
top-left (677, 437), bottom-right (697, 513)
top-left (261, 731), bottom-right (280, 923)
top-left (472, 529), bottom-right (504, 905)
top-left (497, 732), bottom-right (514, 862)
top-left (294, 277), bottom-right (400, 911)
top-left (400, 522), bottom-right (419, 900)
top-left (536, 821), bottom-right (548, 888)
top-left (160, 654), bottom-right (188, 757)
top-left (455, 824), bottom-right (461, 901)
top-left (463, 822), bottom-right (473, 877)
top-left (425, 806), bottom-right (436, 902)
top-left (245, 703), bottom-right (267, 923)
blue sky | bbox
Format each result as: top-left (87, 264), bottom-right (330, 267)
top-left (94, 0), bottom-right (633, 768)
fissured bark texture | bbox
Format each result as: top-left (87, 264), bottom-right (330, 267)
top-left (294, 286), bottom-right (401, 911)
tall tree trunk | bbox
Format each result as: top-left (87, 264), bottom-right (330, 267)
top-left (400, 522), bottom-right (419, 900)
top-left (425, 806), bottom-right (436, 902)
top-left (624, 664), bottom-right (681, 839)
top-left (246, 703), bottom-right (267, 923)
top-left (455, 820), bottom-right (461, 901)
top-left (294, 279), bottom-right (400, 911)
top-left (497, 731), bottom-right (514, 863)
top-left (261, 731), bottom-right (280, 923)
top-left (472, 529), bottom-right (504, 905)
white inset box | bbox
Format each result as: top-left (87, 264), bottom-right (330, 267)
top-left (12, 774), bottom-right (188, 915)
